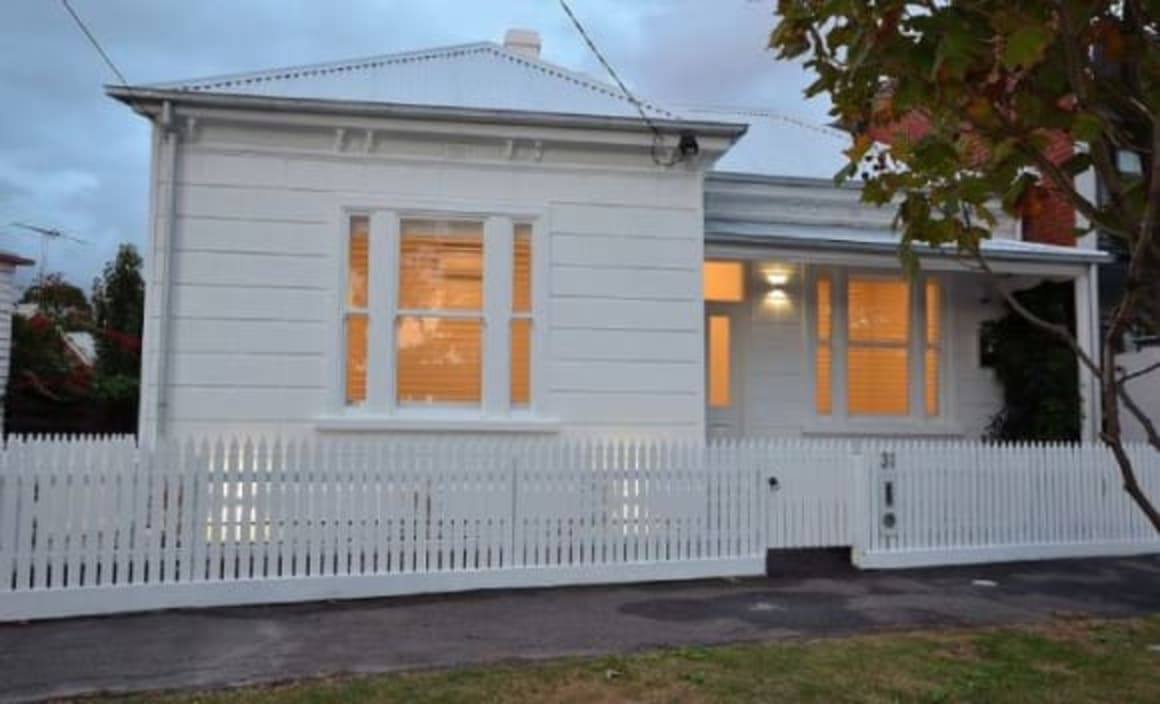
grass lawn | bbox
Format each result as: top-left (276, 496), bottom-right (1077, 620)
top-left (104, 616), bottom-right (1159, 703)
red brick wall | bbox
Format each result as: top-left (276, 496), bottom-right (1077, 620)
top-left (869, 110), bottom-right (1076, 246)
top-left (1020, 130), bottom-right (1076, 246)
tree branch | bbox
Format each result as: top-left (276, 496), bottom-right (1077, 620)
top-left (973, 248), bottom-right (1159, 533)
top-left (970, 250), bottom-right (1102, 380)
top-left (1116, 379), bottom-right (1160, 453)
top-left (1117, 358), bottom-right (1160, 385)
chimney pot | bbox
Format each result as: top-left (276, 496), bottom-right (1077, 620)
top-left (504, 29), bottom-right (542, 60)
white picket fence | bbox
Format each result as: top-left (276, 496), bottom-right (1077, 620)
top-left (0, 436), bottom-right (853, 621)
top-left (856, 442), bottom-right (1160, 568)
top-left (0, 435), bottom-right (1156, 621)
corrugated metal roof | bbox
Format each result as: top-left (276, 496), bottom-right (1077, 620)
top-left (147, 41), bottom-right (678, 121)
top-left (682, 107), bottom-right (850, 179)
top-left (142, 41), bottom-right (853, 179)
top-left (705, 218), bottom-right (1109, 264)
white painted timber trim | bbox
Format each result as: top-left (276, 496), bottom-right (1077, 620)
top-left (314, 413), bottom-right (562, 435)
top-left (0, 558), bottom-right (763, 622)
top-left (855, 542), bottom-right (1160, 570)
top-left (801, 420), bottom-right (968, 438)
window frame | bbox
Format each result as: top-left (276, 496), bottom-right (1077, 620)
top-left (809, 267), bottom-right (950, 427)
top-left (326, 203), bottom-right (550, 427)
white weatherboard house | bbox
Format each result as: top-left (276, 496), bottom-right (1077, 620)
top-left (109, 30), bottom-right (1107, 443)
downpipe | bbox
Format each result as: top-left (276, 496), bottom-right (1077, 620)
top-left (153, 100), bottom-right (180, 441)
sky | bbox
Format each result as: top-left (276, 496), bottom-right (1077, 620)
top-left (0, 0), bottom-right (829, 291)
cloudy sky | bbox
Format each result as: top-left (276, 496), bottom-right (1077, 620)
top-left (0, 0), bottom-right (828, 290)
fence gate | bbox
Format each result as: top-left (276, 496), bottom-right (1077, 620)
top-left (761, 440), bottom-right (856, 552)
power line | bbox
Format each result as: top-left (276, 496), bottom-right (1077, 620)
top-left (60, 0), bottom-right (130, 87)
top-left (557, 0), bottom-right (682, 166)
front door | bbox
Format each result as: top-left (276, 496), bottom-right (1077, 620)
top-left (706, 302), bottom-right (745, 439)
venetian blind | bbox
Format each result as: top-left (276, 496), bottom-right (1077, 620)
top-left (345, 217), bottom-right (369, 404)
top-left (847, 278), bottom-right (909, 416)
top-left (396, 220), bottom-right (484, 404)
top-left (511, 225), bottom-right (532, 405)
top-left (925, 279), bottom-right (941, 417)
top-left (815, 275), bottom-right (832, 415)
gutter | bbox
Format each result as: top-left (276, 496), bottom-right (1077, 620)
top-left (105, 86), bottom-right (749, 141)
top-left (705, 230), bottom-right (1112, 266)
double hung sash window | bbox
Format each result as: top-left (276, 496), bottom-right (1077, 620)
top-left (343, 215), bottom-right (533, 414)
top-left (815, 272), bottom-right (942, 420)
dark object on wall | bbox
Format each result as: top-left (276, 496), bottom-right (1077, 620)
top-left (981, 282), bottom-right (1081, 441)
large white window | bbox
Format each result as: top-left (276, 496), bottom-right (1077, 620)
top-left (814, 271), bottom-right (943, 420)
top-left (342, 213), bottom-right (536, 418)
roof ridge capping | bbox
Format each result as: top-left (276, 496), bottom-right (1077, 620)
top-left (145, 41), bottom-right (498, 92)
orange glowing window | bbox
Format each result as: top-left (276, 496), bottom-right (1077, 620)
top-left (704, 261), bottom-right (744, 302)
top-left (708, 315), bottom-right (731, 407)
top-left (397, 220), bottom-right (484, 404)
top-left (345, 216), bottom-right (536, 409)
top-left (847, 277), bottom-right (910, 416)
top-left (345, 216), bottom-right (369, 404)
top-left (815, 275), bottom-right (832, 415)
top-left (925, 279), bottom-right (941, 417)
top-left (511, 225), bottom-right (532, 406)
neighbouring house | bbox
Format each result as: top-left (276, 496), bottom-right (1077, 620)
top-left (0, 251), bottom-right (35, 433)
top-left (108, 29), bottom-right (1109, 442)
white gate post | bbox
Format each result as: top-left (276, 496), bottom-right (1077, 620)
top-left (850, 444), bottom-right (872, 568)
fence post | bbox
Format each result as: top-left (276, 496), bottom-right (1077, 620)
top-left (850, 444), bottom-right (872, 568)
top-left (508, 448), bottom-right (520, 569)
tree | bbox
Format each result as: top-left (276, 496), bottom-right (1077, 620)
top-left (771, 1), bottom-right (1160, 530)
top-left (91, 244), bottom-right (145, 430)
top-left (20, 273), bottom-right (92, 329)
top-left (981, 283), bottom-right (1081, 441)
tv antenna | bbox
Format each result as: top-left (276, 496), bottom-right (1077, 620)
top-left (7, 222), bottom-right (89, 281)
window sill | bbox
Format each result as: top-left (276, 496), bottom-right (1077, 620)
top-left (801, 418), bottom-right (967, 438)
top-left (315, 413), bottom-right (562, 434)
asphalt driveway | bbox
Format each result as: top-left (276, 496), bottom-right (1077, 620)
top-left (1, 555), bottom-right (1158, 702)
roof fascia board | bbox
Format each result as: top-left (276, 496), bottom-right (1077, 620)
top-left (708, 170), bottom-right (861, 191)
top-left (106, 87), bottom-right (748, 141)
top-left (705, 240), bottom-right (1091, 277)
top-left (146, 104), bottom-right (742, 163)
top-left (705, 231), bottom-right (1108, 267)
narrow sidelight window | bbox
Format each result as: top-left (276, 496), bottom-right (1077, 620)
top-left (815, 275), bottom-right (832, 415)
top-left (511, 224), bottom-right (532, 406)
top-left (925, 279), bottom-right (941, 416)
top-left (708, 315), bottom-right (731, 407)
top-left (344, 216), bottom-right (369, 404)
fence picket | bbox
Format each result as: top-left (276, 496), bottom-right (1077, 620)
top-left (1, 435), bottom-right (1158, 621)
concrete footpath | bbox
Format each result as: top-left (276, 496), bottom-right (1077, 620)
top-left (1, 555), bottom-right (1158, 702)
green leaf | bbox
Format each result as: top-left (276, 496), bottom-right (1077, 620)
top-left (1070, 112), bottom-right (1103, 143)
top-left (1003, 26), bottom-right (1052, 68)
top-left (1059, 152), bottom-right (1093, 177)
top-left (1002, 172), bottom-right (1038, 215)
